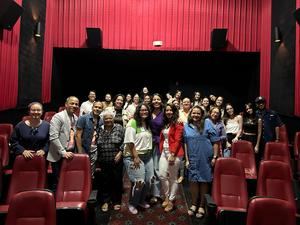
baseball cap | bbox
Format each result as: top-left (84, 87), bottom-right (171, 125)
top-left (255, 96), bottom-right (266, 103)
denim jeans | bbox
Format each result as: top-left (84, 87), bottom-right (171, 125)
top-left (151, 144), bottom-right (161, 197)
top-left (124, 153), bottom-right (154, 207)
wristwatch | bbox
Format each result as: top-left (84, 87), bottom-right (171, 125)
top-left (213, 155), bottom-right (218, 159)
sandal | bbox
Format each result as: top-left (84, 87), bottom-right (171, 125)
top-left (196, 207), bottom-right (205, 218)
top-left (101, 203), bottom-right (109, 212)
top-left (188, 205), bottom-right (197, 216)
top-left (113, 204), bottom-right (121, 211)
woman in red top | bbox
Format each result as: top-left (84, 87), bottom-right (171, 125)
top-left (158, 103), bottom-right (184, 212)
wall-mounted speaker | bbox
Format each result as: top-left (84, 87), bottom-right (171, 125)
top-left (86, 28), bottom-right (102, 48)
top-left (294, 8), bottom-right (300, 25)
top-left (211, 28), bottom-right (228, 50)
top-left (0, 0), bottom-right (24, 30)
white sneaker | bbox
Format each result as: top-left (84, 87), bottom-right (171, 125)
top-left (139, 202), bottom-right (150, 209)
top-left (128, 204), bottom-right (138, 214)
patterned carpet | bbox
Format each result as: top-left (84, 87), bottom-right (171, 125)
top-left (108, 177), bottom-right (192, 225)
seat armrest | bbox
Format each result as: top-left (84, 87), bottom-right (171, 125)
top-left (87, 190), bottom-right (98, 207)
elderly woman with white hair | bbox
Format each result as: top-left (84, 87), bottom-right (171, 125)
top-left (97, 110), bottom-right (125, 212)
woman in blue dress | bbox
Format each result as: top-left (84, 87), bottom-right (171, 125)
top-left (184, 105), bottom-right (220, 218)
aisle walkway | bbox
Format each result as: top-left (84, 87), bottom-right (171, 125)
top-left (107, 176), bottom-right (192, 225)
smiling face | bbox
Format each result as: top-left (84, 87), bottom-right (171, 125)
top-left (65, 97), bottom-right (79, 114)
top-left (139, 104), bottom-right (150, 119)
top-left (29, 103), bottom-right (43, 119)
top-left (165, 105), bottom-right (174, 120)
top-left (190, 107), bottom-right (202, 123)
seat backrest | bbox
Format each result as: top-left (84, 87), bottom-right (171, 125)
top-left (246, 197), bottom-right (296, 225)
top-left (232, 140), bottom-right (257, 179)
top-left (56, 154), bottom-right (91, 202)
top-left (6, 155), bottom-right (46, 204)
top-left (256, 160), bottom-right (295, 209)
top-left (0, 123), bottom-right (13, 140)
top-left (58, 106), bottom-right (65, 112)
top-left (0, 135), bottom-right (9, 167)
top-left (294, 131), bottom-right (300, 159)
top-left (43, 111), bottom-right (56, 122)
top-left (5, 190), bottom-right (56, 225)
top-left (279, 124), bottom-right (289, 144)
top-left (264, 142), bottom-right (291, 172)
top-left (212, 157), bottom-right (248, 209)
top-left (22, 115), bottom-right (31, 121)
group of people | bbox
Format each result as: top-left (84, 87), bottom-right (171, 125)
top-left (8, 87), bottom-right (283, 218)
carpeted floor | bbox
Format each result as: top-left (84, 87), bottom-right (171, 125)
top-left (108, 177), bottom-right (192, 225)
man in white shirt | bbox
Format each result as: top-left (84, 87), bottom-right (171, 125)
top-left (80, 90), bottom-right (96, 116)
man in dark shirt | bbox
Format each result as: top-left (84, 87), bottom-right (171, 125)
top-left (255, 96), bottom-right (283, 158)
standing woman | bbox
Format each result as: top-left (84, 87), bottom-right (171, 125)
top-left (184, 105), bottom-right (220, 218)
top-left (123, 103), bottom-right (154, 215)
top-left (150, 93), bottom-right (164, 203)
top-left (159, 103), bottom-right (184, 212)
top-left (241, 103), bottom-right (262, 163)
top-left (11, 102), bottom-right (50, 159)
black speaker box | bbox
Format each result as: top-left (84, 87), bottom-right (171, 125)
top-left (211, 28), bottom-right (228, 50)
top-left (0, 0), bottom-right (24, 30)
top-left (86, 28), bottom-right (102, 48)
top-left (294, 8), bottom-right (300, 25)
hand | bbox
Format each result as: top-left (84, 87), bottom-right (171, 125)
top-left (133, 156), bottom-right (141, 169)
top-left (185, 160), bottom-right (190, 168)
top-left (114, 151), bottom-right (122, 163)
top-left (63, 151), bottom-right (74, 159)
top-left (168, 154), bottom-right (175, 165)
top-left (22, 150), bottom-right (35, 159)
top-left (211, 158), bottom-right (216, 167)
top-left (254, 145), bottom-right (259, 153)
top-left (36, 149), bottom-right (45, 157)
top-left (232, 138), bottom-right (238, 143)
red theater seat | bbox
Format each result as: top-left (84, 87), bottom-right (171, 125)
top-left (279, 124), bottom-right (289, 144)
top-left (264, 142), bottom-right (292, 177)
top-left (0, 136), bottom-right (9, 168)
top-left (205, 158), bottom-right (248, 225)
top-left (56, 154), bottom-right (96, 225)
top-left (256, 160), bottom-right (296, 210)
top-left (232, 140), bottom-right (257, 179)
top-left (43, 111), bottom-right (56, 122)
top-left (0, 155), bottom-right (47, 217)
top-left (0, 124), bottom-right (13, 141)
top-left (5, 190), bottom-right (56, 225)
top-left (246, 197), bottom-right (296, 225)
top-left (294, 132), bottom-right (300, 179)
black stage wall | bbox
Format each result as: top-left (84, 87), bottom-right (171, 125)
top-left (52, 48), bottom-right (260, 114)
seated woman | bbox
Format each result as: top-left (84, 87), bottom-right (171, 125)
top-left (11, 102), bottom-right (50, 159)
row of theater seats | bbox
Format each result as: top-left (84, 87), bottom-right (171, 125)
top-left (205, 157), bottom-right (297, 225)
top-left (231, 140), bottom-right (293, 180)
top-left (0, 154), bottom-right (97, 225)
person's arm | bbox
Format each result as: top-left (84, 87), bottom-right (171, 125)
top-left (75, 128), bottom-right (84, 153)
top-left (233, 115), bottom-right (243, 142)
top-left (127, 142), bottom-right (141, 169)
top-left (211, 141), bottom-right (220, 166)
top-left (170, 123), bottom-right (184, 156)
top-left (10, 123), bottom-right (26, 155)
top-left (255, 118), bottom-right (262, 153)
top-left (275, 126), bottom-right (280, 142)
top-left (49, 115), bottom-right (68, 157)
top-left (184, 143), bottom-right (189, 168)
